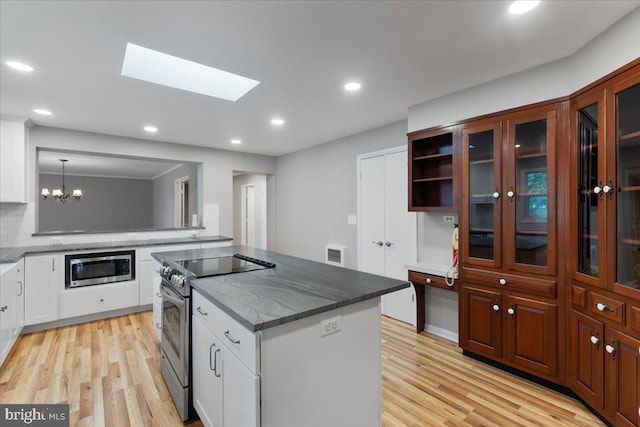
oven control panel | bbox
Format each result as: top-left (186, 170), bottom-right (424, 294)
top-left (160, 264), bottom-right (188, 288)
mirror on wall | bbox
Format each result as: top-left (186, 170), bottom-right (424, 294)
top-left (37, 149), bottom-right (200, 234)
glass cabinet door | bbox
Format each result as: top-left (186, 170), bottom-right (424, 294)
top-left (505, 110), bottom-right (557, 274)
top-left (612, 81), bottom-right (640, 292)
top-left (462, 122), bottom-right (502, 268)
top-left (577, 102), bottom-right (603, 282)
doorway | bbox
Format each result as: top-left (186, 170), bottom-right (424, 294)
top-left (233, 173), bottom-right (268, 249)
top-left (174, 176), bottom-right (189, 227)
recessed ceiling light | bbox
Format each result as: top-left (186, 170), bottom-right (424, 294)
top-left (508, 1), bottom-right (540, 15)
top-left (7, 61), bottom-right (34, 72)
top-left (144, 125), bottom-right (158, 133)
top-left (121, 43), bottom-right (260, 102)
top-left (231, 139), bottom-right (242, 145)
top-left (344, 82), bottom-right (362, 91)
top-left (271, 118), bottom-right (285, 126)
top-left (33, 109), bottom-right (52, 116)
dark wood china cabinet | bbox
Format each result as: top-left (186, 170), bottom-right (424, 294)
top-left (569, 63), bottom-right (640, 427)
top-left (459, 101), bottom-right (563, 382)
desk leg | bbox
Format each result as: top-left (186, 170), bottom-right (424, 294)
top-left (411, 282), bottom-right (425, 333)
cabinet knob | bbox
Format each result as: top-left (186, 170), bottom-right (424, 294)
top-left (507, 308), bottom-right (515, 315)
top-left (593, 185), bottom-right (602, 194)
top-left (425, 278), bottom-right (432, 284)
top-left (602, 184), bottom-right (611, 194)
top-left (498, 278), bottom-right (507, 286)
top-left (590, 335), bottom-right (600, 345)
top-left (605, 344), bottom-right (615, 355)
top-left (507, 190), bottom-right (515, 198)
top-left (492, 304), bottom-right (500, 312)
top-left (596, 302), bottom-right (612, 312)
top-left (492, 191), bottom-right (500, 199)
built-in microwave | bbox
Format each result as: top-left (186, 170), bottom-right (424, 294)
top-left (65, 250), bottom-right (135, 288)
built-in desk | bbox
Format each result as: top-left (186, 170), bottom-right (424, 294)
top-left (406, 263), bottom-right (457, 334)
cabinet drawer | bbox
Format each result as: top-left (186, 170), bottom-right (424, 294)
top-left (587, 292), bottom-right (625, 325)
top-left (631, 306), bottom-right (640, 334)
top-left (60, 281), bottom-right (139, 319)
top-left (408, 270), bottom-right (456, 291)
top-left (463, 268), bottom-right (556, 298)
top-left (192, 290), bottom-right (259, 375)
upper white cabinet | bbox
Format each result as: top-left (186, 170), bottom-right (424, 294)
top-left (0, 120), bottom-right (27, 203)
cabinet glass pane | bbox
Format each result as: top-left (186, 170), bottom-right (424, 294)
top-left (468, 130), bottom-right (495, 260)
top-left (578, 103), bottom-right (599, 277)
top-left (616, 83), bottom-right (640, 289)
top-left (514, 120), bottom-right (548, 266)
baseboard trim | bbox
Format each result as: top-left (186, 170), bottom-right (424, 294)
top-left (22, 304), bottom-right (152, 333)
top-left (425, 324), bottom-right (458, 343)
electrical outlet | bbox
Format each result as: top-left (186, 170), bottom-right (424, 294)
top-left (443, 215), bottom-right (455, 223)
top-left (320, 315), bottom-right (342, 337)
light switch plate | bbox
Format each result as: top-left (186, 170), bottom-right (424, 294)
top-left (347, 215), bottom-right (357, 225)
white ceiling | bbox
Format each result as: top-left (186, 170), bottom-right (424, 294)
top-left (1, 1), bottom-right (638, 156)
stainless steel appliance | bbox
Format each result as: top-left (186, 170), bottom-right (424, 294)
top-left (159, 253), bottom-right (275, 421)
top-left (65, 250), bottom-right (134, 288)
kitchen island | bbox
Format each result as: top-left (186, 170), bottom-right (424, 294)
top-left (153, 246), bottom-right (410, 427)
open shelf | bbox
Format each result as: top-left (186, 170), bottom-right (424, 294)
top-left (413, 176), bottom-right (453, 183)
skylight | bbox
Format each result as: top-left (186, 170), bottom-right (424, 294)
top-left (121, 43), bottom-right (260, 102)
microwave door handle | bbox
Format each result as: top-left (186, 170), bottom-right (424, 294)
top-left (160, 287), bottom-right (185, 308)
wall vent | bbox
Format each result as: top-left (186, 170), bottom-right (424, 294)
top-left (325, 244), bottom-right (347, 267)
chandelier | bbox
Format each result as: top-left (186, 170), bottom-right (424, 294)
top-left (41, 159), bottom-right (82, 203)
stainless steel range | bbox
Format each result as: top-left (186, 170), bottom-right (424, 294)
top-left (159, 253), bottom-right (275, 421)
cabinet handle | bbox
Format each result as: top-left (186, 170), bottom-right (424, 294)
top-left (0, 305), bottom-right (7, 312)
top-left (590, 335), bottom-right (600, 350)
top-left (209, 343), bottom-right (216, 371)
top-left (213, 348), bottom-right (221, 377)
top-left (155, 322), bottom-right (161, 330)
top-left (156, 292), bottom-right (162, 298)
top-left (17, 280), bottom-right (23, 296)
top-left (596, 302), bottom-right (613, 312)
top-left (225, 330), bottom-right (240, 344)
top-left (52, 258), bottom-right (55, 271)
top-left (605, 341), bottom-right (616, 360)
top-left (492, 304), bottom-right (500, 312)
top-left (196, 307), bottom-right (208, 316)
top-left (372, 241), bottom-right (383, 247)
top-left (425, 278), bottom-right (432, 284)
top-left (507, 307), bottom-right (515, 315)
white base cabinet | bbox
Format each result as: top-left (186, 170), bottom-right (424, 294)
top-left (0, 259), bottom-right (25, 366)
top-left (24, 254), bottom-right (63, 326)
top-left (192, 289), bottom-right (382, 427)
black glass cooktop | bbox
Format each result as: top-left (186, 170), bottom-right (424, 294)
top-left (175, 254), bottom-right (275, 278)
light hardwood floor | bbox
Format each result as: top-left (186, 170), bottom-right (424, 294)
top-left (0, 311), bottom-right (604, 427)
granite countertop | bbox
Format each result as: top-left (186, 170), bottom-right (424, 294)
top-left (152, 246), bottom-right (410, 332)
top-left (0, 235), bottom-right (233, 264)
top-left (406, 262), bottom-right (451, 277)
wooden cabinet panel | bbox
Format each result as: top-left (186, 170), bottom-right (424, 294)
top-left (463, 267), bottom-right (556, 298)
top-left (588, 291), bottom-right (625, 325)
top-left (570, 311), bottom-right (604, 411)
top-left (631, 306), bottom-right (640, 334)
top-left (604, 328), bottom-right (640, 427)
top-left (460, 286), bottom-right (502, 359)
top-left (506, 296), bottom-right (557, 377)
top-left (571, 284), bottom-right (587, 308)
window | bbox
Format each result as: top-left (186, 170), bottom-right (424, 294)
top-left (526, 171), bottom-right (547, 218)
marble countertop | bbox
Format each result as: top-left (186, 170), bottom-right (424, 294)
top-left (0, 235), bottom-right (233, 263)
top-left (152, 246), bottom-right (410, 332)
top-left (405, 262), bottom-right (451, 277)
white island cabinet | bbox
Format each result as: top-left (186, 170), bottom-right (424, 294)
top-left (192, 288), bottom-right (382, 427)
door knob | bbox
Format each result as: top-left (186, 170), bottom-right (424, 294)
top-left (384, 241), bottom-right (393, 247)
top-left (372, 241), bottom-right (383, 246)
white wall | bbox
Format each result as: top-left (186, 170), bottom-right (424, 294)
top-left (0, 125), bottom-right (276, 247)
top-left (408, 8), bottom-right (640, 133)
top-left (275, 120), bottom-right (407, 267)
top-left (152, 163), bottom-right (199, 228)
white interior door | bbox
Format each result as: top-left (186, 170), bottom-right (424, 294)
top-left (241, 184), bottom-right (255, 247)
top-left (381, 151), bottom-right (416, 326)
top-left (359, 156), bottom-right (386, 277)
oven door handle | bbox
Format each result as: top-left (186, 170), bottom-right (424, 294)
top-left (160, 286), bottom-right (185, 308)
